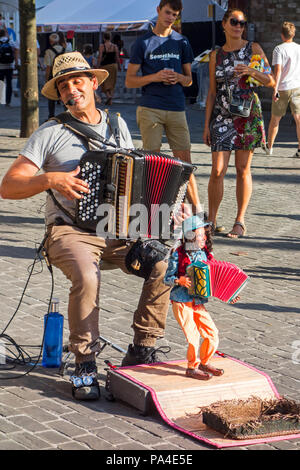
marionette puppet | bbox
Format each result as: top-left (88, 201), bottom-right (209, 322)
top-left (164, 215), bottom-right (240, 380)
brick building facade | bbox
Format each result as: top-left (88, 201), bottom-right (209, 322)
top-left (228, 0), bottom-right (300, 104)
top-left (229, 0), bottom-right (300, 60)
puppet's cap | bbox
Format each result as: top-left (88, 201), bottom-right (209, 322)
top-left (182, 215), bottom-right (209, 235)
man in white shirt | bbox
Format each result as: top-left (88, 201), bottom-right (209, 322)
top-left (266, 22), bottom-right (300, 157)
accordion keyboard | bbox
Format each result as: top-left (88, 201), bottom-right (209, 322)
top-left (78, 160), bottom-right (102, 223)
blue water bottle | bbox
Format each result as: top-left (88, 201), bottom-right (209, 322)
top-left (42, 297), bottom-right (64, 368)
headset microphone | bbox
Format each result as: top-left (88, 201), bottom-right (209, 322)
top-left (66, 98), bottom-right (75, 106)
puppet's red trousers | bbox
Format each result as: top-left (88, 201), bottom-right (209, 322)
top-left (172, 301), bottom-right (219, 369)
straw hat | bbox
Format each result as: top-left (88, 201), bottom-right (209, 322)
top-left (41, 51), bottom-right (109, 101)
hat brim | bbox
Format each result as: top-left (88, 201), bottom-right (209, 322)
top-left (41, 68), bottom-right (109, 100)
top-left (182, 219), bottom-right (210, 236)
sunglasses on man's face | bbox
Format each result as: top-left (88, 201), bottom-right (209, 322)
top-left (230, 18), bottom-right (247, 28)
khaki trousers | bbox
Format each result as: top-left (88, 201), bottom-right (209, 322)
top-left (172, 301), bottom-right (219, 369)
top-left (45, 225), bottom-right (170, 363)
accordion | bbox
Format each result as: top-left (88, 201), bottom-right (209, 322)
top-left (186, 260), bottom-right (249, 303)
top-left (75, 149), bottom-right (194, 238)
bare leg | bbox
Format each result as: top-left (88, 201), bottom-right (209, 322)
top-left (267, 114), bottom-right (281, 150)
top-left (172, 149), bottom-right (202, 214)
top-left (207, 151), bottom-right (231, 227)
top-left (292, 113), bottom-right (300, 149)
top-left (227, 149), bottom-right (253, 238)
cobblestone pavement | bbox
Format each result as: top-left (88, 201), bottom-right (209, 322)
top-left (0, 95), bottom-right (299, 451)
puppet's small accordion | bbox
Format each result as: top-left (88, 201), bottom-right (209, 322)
top-left (75, 149), bottom-right (193, 238)
top-left (186, 260), bottom-right (249, 303)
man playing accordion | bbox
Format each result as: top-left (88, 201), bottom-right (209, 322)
top-left (0, 51), bottom-right (175, 401)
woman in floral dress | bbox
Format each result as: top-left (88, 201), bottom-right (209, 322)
top-left (203, 9), bottom-right (275, 238)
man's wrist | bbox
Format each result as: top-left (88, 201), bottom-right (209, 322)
top-left (179, 74), bottom-right (192, 87)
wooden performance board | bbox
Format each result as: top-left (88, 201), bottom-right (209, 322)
top-left (108, 355), bottom-right (300, 448)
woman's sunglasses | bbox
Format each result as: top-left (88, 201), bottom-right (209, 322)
top-left (230, 18), bottom-right (247, 28)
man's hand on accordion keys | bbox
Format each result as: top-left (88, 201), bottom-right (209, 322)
top-left (175, 276), bottom-right (192, 288)
top-left (48, 166), bottom-right (90, 201)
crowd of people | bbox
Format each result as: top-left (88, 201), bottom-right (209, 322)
top-left (0, 0), bottom-right (299, 400)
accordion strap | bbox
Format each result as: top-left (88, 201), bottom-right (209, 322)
top-left (50, 110), bottom-right (121, 149)
top-left (46, 189), bottom-right (76, 224)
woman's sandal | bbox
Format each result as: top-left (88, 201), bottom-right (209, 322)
top-left (199, 363), bottom-right (224, 376)
top-left (207, 221), bottom-right (226, 234)
top-left (215, 224), bottom-right (226, 233)
top-left (226, 221), bottom-right (247, 239)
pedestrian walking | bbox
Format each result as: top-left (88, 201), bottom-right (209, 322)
top-left (203, 8), bottom-right (274, 238)
top-left (98, 32), bottom-right (121, 106)
top-left (266, 22), bottom-right (300, 158)
top-left (125, 0), bottom-right (202, 214)
top-left (0, 28), bottom-right (17, 107)
top-left (44, 33), bottom-right (65, 118)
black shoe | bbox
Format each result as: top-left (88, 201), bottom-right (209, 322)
top-left (71, 360), bottom-right (100, 401)
top-left (121, 344), bottom-right (171, 367)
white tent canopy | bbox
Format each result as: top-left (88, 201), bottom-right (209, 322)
top-left (181, 0), bottom-right (227, 23)
top-left (105, 0), bottom-right (158, 23)
top-left (36, 0), bottom-right (158, 30)
top-left (36, 0), bottom-right (55, 10)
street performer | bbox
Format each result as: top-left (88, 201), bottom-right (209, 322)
top-left (0, 51), bottom-right (173, 401)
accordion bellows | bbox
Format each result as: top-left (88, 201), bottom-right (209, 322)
top-left (186, 260), bottom-right (249, 303)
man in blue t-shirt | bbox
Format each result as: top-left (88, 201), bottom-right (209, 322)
top-left (126, 0), bottom-right (202, 213)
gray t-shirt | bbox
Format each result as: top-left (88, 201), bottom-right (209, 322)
top-left (21, 109), bottom-right (134, 226)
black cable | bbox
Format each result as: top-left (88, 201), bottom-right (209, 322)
top-left (0, 233), bottom-right (55, 380)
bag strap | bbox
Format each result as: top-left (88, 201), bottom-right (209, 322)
top-left (49, 45), bottom-right (65, 57)
top-left (220, 49), bottom-right (232, 100)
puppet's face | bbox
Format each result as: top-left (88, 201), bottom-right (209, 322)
top-left (185, 227), bottom-right (207, 251)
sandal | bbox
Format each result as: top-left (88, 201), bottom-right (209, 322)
top-left (199, 363), bottom-right (224, 376)
top-left (185, 368), bottom-right (212, 381)
top-left (207, 221), bottom-right (225, 234)
top-left (215, 224), bottom-right (226, 233)
top-left (226, 221), bottom-right (246, 239)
